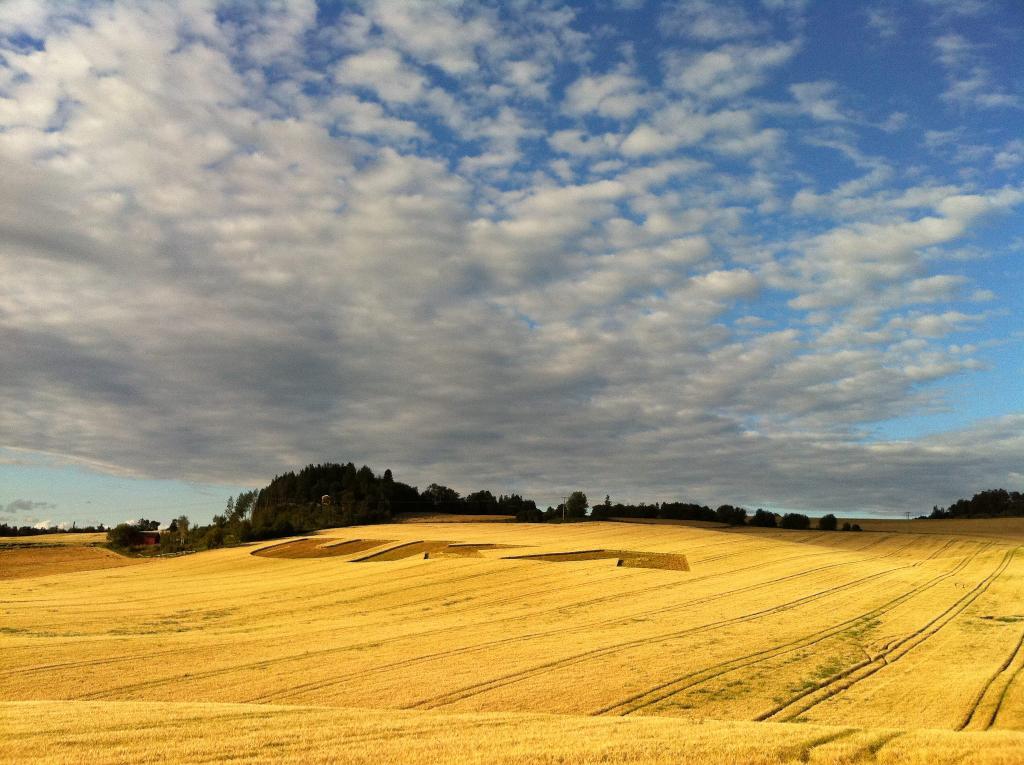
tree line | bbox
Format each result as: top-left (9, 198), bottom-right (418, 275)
top-left (587, 497), bottom-right (859, 531)
top-left (927, 489), bottom-right (1024, 519)
top-left (105, 461), bottom-right (873, 552)
top-left (106, 462), bottom-right (541, 552)
top-left (0, 522), bottom-right (109, 537)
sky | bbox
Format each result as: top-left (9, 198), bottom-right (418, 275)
top-left (1, 0), bottom-right (1022, 528)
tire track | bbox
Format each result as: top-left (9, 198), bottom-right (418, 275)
top-left (0, 534), bottom-right (935, 691)
top-left (988, 653), bottom-right (1024, 730)
top-left (958, 624), bottom-right (1024, 730)
top-left (254, 535), bottom-right (907, 698)
top-left (757, 546), bottom-right (1017, 723)
top-left (405, 560), bottom-right (922, 711)
top-left (251, 536), bottom-right (923, 703)
top-left (1, 559), bottom-right (538, 676)
top-left (2, 538), bottom-right (854, 683)
top-left (595, 544), bottom-right (987, 715)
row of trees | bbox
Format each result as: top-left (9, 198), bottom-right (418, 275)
top-left (0, 522), bottom-right (108, 537)
top-left (102, 462), bottom-right (869, 553)
top-left (928, 489), bottom-right (1024, 519)
top-left (584, 498), bottom-right (858, 531)
top-left (106, 462), bottom-right (541, 551)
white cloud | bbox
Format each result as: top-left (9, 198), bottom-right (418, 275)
top-left (920, 0), bottom-right (994, 17)
top-left (323, 94), bottom-right (424, 140)
top-left (619, 103), bottom-right (771, 159)
top-left (334, 48), bottom-right (427, 104)
top-left (358, 0), bottom-right (494, 75)
top-left (690, 269), bottom-right (759, 299)
top-left (563, 69), bottom-right (649, 119)
top-left (789, 81), bottom-right (847, 121)
top-left (994, 140), bottom-right (1024, 170)
top-left (933, 33), bottom-right (1021, 110)
top-left (0, 1), bottom-right (53, 38)
top-left (660, 0), bottom-right (769, 41)
top-left (782, 188), bottom-right (1024, 310)
top-left (865, 6), bottom-right (899, 38)
top-left (664, 41), bottom-right (798, 101)
top-left (889, 310), bottom-right (983, 338)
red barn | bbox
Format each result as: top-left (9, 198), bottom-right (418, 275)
top-left (139, 530), bottom-right (161, 546)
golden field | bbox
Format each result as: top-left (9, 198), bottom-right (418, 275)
top-left (0, 534), bottom-right (138, 580)
top-left (3, 520), bottom-right (1024, 763)
top-left (1, 531), bottom-right (108, 545)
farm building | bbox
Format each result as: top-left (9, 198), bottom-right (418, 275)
top-left (138, 530), bottom-right (160, 546)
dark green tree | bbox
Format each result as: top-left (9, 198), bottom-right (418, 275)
top-left (107, 523), bottom-right (143, 548)
top-left (715, 505), bottom-right (747, 525)
top-left (780, 513), bottom-right (811, 530)
top-left (422, 483), bottom-right (462, 514)
top-left (565, 491), bottom-right (589, 519)
top-left (465, 490), bottom-right (499, 515)
top-left (750, 509), bottom-right (777, 527)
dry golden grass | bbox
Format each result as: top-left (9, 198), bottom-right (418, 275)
top-left (509, 548), bottom-right (690, 570)
top-left (353, 539), bottom-right (455, 560)
top-left (853, 516), bottom-right (1024, 541)
top-left (4, 519), bottom-right (1024, 762)
top-left (398, 513), bottom-right (515, 523)
top-left (5, 700), bottom-right (1024, 765)
top-left (0, 542), bottom-right (139, 579)
top-left (0, 532), bottom-right (107, 545)
top-left (252, 537), bottom-right (393, 558)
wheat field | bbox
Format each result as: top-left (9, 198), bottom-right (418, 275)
top-left (3, 520), bottom-right (1024, 763)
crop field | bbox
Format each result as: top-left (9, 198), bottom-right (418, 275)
top-left (3, 520), bottom-right (1024, 763)
top-left (0, 535), bottom-right (139, 580)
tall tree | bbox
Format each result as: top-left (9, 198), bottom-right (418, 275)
top-left (565, 491), bottom-right (589, 519)
top-left (174, 515), bottom-right (190, 546)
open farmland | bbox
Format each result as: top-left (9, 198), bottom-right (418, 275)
top-left (0, 534), bottom-right (140, 580)
top-left (3, 520), bottom-right (1024, 763)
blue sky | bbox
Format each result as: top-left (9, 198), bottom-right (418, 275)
top-left (0, 0), bottom-right (1022, 526)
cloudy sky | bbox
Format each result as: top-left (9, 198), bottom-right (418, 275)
top-left (1, 0), bottom-right (1022, 527)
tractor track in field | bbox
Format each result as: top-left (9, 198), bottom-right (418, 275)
top-left (404, 558), bottom-right (926, 711)
top-left (250, 538), bottom-right (926, 703)
top-left (3, 546), bottom-right (492, 612)
top-left (13, 536), bottom-right (951, 707)
top-left (9, 538), bottom-right (944, 701)
top-left (8, 533), bottom-right (760, 637)
top-left (39, 536), bottom-right (926, 704)
top-left (25, 562), bottom-right (581, 687)
top-left (0, 562), bottom-right (545, 675)
top-left (594, 542), bottom-right (988, 716)
top-left (11, 535), bottom-right (897, 686)
top-left (757, 546), bottom-right (1018, 723)
top-left (65, 561), bottom-right (634, 701)
top-left (683, 533), bottom-right (824, 564)
top-left (783, 728), bottom-right (859, 763)
top-left (693, 533), bottom-right (894, 566)
top-left (840, 731), bottom-right (903, 763)
top-left (958, 622), bottom-right (1024, 730)
top-left (247, 536), bottom-right (928, 703)
top-left (0, 544), bottom-right (810, 685)
top-left (988, 654), bottom-right (1024, 730)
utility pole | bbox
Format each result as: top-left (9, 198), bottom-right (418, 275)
top-left (562, 495), bottom-right (569, 522)
top-left (905, 512), bottom-right (911, 521)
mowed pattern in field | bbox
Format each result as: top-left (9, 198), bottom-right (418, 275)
top-left (3, 521), bottom-right (1024, 763)
top-left (0, 542), bottom-right (140, 580)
